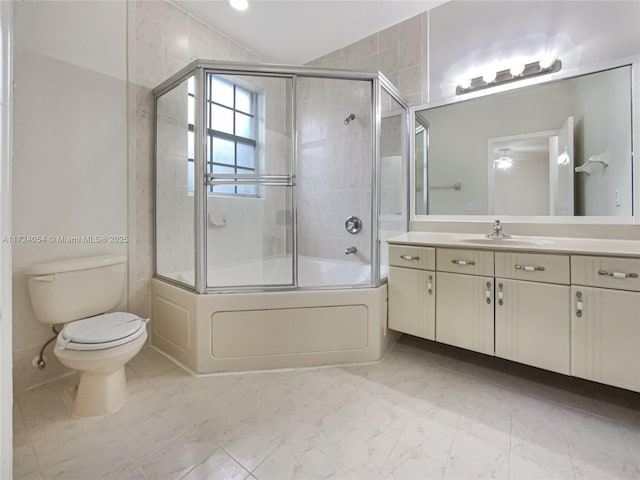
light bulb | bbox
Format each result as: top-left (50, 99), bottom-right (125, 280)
top-left (539, 55), bottom-right (555, 69)
top-left (458, 77), bottom-right (472, 89)
top-left (482, 71), bottom-right (496, 84)
top-left (495, 157), bottom-right (514, 170)
top-left (229, 0), bottom-right (248, 10)
top-left (509, 64), bottom-right (525, 76)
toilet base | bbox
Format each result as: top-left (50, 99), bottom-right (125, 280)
top-left (69, 367), bottom-right (128, 417)
top-left (54, 330), bottom-right (147, 417)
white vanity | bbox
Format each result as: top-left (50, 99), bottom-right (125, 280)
top-left (387, 232), bottom-right (640, 393)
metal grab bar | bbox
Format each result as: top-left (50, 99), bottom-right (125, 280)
top-left (205, 173), bottom-right (295, 187)
top-left (598, 269), bottom-right (639, 279)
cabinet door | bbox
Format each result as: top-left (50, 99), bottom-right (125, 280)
top-left (495, 279), bottom-right (570, 374)
top-left (388, 266), bottom-right (435, 340)
top-left (572, 286), bottom-right (640, 392)
top-left (436, 272), bottom-right (494, 355)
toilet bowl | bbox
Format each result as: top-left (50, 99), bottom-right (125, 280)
top-left (25, 255), bottom-right (148, 417)
top-left (54, 312), bottom-right (148, 416)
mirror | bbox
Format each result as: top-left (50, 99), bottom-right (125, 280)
top-left (415, 65), bottom-right (633, 217)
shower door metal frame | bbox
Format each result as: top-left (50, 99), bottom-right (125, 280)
top-left (374, 74), bottom-right (411, 284)
top-left (152, 60), bottom-right (409, 294)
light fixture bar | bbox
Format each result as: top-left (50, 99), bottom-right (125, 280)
top-left (456, 59), bottom-right (562, 95)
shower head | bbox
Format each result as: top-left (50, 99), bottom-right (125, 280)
top-left (344, 113), bottom-right (356, 125)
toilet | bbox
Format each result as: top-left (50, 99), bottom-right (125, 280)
top-left (24, 254), bottom-right (148, 417)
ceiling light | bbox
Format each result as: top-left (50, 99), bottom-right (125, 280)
top-left (495, 149), bottom-right (514, 171)
top-left (229, 0), bottom-right (248, 11)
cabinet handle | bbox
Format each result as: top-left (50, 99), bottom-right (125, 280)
top-left (427, 275), bottom-right (433, 295)
top-left (452, 259), bottom-right (476, 266)
top-left (576, 291), bottom-right (583, 318)
top-left (498, 283), bottom-right (504, 306)
top-left (598, 269), bottom-right (638, 279)
top-left (514, 264), bottom-right (545, 272)
top-left (485, 281), bottom-right (492, 304)
top-left (400, 255), bottom-right (419, 261)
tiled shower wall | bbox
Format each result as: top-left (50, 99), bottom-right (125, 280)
top-left (308, 13), bottom-right (428, 106)
top-left (129, 0), bottom-right (266, 315)
top-left (296, 78), bottom-right (372, 264)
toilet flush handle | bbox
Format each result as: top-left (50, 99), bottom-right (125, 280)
top-left (32, 275), bottom-right (54, 282)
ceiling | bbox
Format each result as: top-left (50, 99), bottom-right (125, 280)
top-left (173, 0), bottom-right (446, 65)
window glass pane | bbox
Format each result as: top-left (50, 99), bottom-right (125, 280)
top-left (235, 112), bottom-right (254, 139)
top-left (187, 75), bottom-right (195, 95)
top-left (210, 136), bottom-right (234, 165)
top-left (210, 75), bottom-right (234, 108)
top-left (210, 164), bottom-right (235, 194)
top-left (235, 87), bottom-right (254, 114)
top-left (187, 161), bottom-right (194, 193)
top-left (237, 143), bottom-right (255, 170)
top-left (188, 95), bottom-right (194, 125)
top-left (211, 104), bottom-right (233, 135)
top-left (236, 184), bottom-right (257, 196)
top-left (188, 131), bottom-right (194, 160)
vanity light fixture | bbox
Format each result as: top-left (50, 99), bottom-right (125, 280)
top-left (229, 0), bottom-right (249, 11)
top-left (456, 58), bottom-right (562, 95)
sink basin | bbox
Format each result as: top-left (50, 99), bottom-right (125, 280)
top-left (452, 237), bottom-right (549, 247)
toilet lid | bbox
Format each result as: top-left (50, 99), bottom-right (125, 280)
top-left (57, 312), bottom-right (147, 351)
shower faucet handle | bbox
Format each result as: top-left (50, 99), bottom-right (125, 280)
top-left (345, 216), bottom-right (362, 234)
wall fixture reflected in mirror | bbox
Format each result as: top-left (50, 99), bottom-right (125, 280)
top-left (414, 64), bottom-right (634, 219)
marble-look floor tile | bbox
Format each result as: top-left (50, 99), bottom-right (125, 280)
top-left (253, 437), bottom-right (359, 480)
top-left (444, 429), bottom-right (510, 480)
top-left (181, 448), bottom-right (249, 480)
top-left (12, 340), bottom-right (640, 480)
top-left (380, 441), bottom-right (446, 480)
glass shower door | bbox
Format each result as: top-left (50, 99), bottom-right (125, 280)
top-left (202, 72), bottom-right (295, 289)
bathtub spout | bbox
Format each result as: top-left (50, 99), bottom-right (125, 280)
top-left (345, 246), bottom-right (357, 255)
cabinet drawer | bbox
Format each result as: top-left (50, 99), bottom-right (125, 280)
top-left (495, 252), bottom-right (569, 285)
top-left (436, 248), bottom-right (494, 276)
top-left (388, 244), bottom-right (435, 270)
top-left (572, 256), bottom-right (640, 292)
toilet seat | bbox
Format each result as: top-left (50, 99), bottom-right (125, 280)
top-left (57, 312), bottom-right (148, 351)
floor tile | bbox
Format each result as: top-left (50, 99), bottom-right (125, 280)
top-left (12, 342), bottom-right (640, 480)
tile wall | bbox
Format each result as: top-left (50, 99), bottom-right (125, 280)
top-left (129, 0), bottom-right (266, 312)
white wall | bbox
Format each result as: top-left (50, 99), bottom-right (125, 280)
top-left (0, 1), bottom-right (12, 477)
top-left (12, 1), bottom-right (128, 392)
top-left (428, 0), bottom-right (640, 102)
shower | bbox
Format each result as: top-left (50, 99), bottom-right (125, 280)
top-left (151, 60), bottom-right (409, 374)
top-left (153, 60), bottom-right (408, 294)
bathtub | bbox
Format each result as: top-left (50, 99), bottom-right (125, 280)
top-left (150, 256), bottom-right (398, 374)
top-left (167, 255), bottom-right (373, 288)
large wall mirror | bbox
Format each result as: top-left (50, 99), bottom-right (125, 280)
top-left (415, 65), bottom-right (633, 218)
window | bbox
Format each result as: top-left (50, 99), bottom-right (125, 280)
top-left (186, 75), bottom-right (259, 196)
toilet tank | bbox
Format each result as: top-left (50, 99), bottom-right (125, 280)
top-left (25, 255), bottom-right (127, 325)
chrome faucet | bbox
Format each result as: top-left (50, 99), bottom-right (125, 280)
top-left (345, 246), bottom-right (357, 255)
top-left (485, 219), bottom-right (511, 239)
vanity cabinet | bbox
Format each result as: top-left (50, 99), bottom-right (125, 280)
top-left (388, 245), bottom-right (436, 340)
top-left (494, 252), bottom-right (571, 374)
top-left (570, 256), bottom-right (640, 392)
top-left (386, 238), bottom-right (640, 393)
top-left (435, 249), bottom-right (495, 355)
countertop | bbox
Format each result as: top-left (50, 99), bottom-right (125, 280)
top-left (387, 232), bottom-right (640, 258)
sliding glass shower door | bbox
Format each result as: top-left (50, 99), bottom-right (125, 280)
top-left (201, 72), bottom-right (295, 289)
